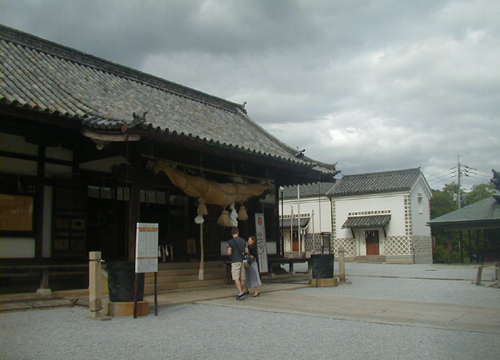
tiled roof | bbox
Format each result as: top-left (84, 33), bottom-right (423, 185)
top-left (281, 182), bottom-right (335, 199)
top-left (279, 217), bottom-right (310, 228)
top-left (428, 193), bottom-right (500, 229)
top-left (327, 168), bottom-right (422, 197)
top-left (342, 215), bottom-right (391, 228)
top-left (0, 25), bottom-right (338, 174)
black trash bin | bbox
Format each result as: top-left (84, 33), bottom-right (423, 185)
top-left (310, 254), bottom-right (334, 279)
top-left (106, 261), bottom-right (145, 302)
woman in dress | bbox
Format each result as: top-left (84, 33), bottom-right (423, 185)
top-left (245, 235), bottom-right (261, 297)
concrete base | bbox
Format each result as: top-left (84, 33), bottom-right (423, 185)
top-left (310, 278), bottom-right (338, 287)
top-left (103, 301), bottom-right (149, 317)
top-left (36, 288), bottom-right (52, 296)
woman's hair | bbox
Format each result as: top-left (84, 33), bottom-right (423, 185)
top-left (248, 235), bottom-right (257, 247)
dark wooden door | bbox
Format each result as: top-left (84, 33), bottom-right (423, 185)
top-left (292, 231), bottom-right (299, 251)
top-left (365, 230), bottom-right (379, 255)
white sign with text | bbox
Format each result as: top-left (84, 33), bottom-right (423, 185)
top-left (254, 213), bottom-right (269, 273)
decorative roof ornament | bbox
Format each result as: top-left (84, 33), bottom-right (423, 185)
top-left (132, 111), bottom-right (148, 126)
top-left (295, 149), bottom-right (305, 159)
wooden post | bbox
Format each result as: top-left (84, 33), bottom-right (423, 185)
top-left (476, 265), bottom-right (483, 286)
top-left (338, 247), bottom-right (345, 283)
top-left (89, 251), bottom-right (110, 320)
top-left (447, 231), bottom-right (453, 265)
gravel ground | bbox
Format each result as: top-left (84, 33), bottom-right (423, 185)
top-left (1, 263), bottom-right (499, 360)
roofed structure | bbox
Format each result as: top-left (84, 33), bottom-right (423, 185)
top-left (327, 168), bottom-right (424, 197)
top-left (428, 193), bottom-right (500, 230)
top-left (0, 24), bottom-right (338, 186)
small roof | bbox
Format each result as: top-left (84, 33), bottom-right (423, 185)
top-left (279, 217), bottom-right (310, 229)
top-left (327, 168), bottom-right (423, 197)
top-left (342, 215), bottom-right (391, 229)
top-left (428, 193), bottom-right (500, 230)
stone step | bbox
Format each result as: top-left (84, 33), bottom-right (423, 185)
top-left (144, 267), bottom-right (225, 278)
top-left (353, 256), bottom-right (386, 263)
top-left (143, 261), bottom-right (228, 295)
top-left (156, 261), bottom-right (224, 270)
top-left (144, 278), bottom-right (226, 294)
top-left (144, 270), bottom-right (226, 284)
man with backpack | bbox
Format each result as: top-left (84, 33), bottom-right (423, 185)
top-left (227, 227), bottom-right (249, 300)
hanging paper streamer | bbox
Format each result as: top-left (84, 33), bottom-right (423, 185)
top-left (229, 203), bottom-right (238, 227)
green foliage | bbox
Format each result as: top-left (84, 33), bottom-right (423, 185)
top-left (465, 183), bottom-right (496, 205)
top-left (430, 189), bottom-right (457, 219)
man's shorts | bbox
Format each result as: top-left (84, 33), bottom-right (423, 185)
top-left (231, 262), bottom-right (246, 281)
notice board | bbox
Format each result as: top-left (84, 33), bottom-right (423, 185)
top-left (135, 223), bottom-right (159, 273)
top-left (0, 194), bottom-right (33, 232)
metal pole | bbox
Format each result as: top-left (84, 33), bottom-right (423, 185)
top-left (290, 206), bottom-right (294, 256)
top-left (297, 185), bottom-right (301, 258)
top-left (457, 155), bottom-right (461, 209)
top-left (198, 223), bottom-right (204, 280)
top-left (154, 272), bottom-right (158, 316)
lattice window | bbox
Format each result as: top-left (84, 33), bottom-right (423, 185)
top-left (334, 238), bottom-right (357, 257)
top-left (404, 195), bottom-right (412, 236)
top-left (384, 235), bottom-right (412, 255)
top-left (331, 201), bottom-right (336, 239)
top-left (303, 233), bottom-right (323, 252)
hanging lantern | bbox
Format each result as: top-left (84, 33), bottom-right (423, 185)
top-left (217, 209), bottom-right (231, 227)
top-left (197, 198), bottom-right (208, 215)
top-left (195, 214), bottom-right (204, 224)
top-left (238, 204), bottom-right (248, 221)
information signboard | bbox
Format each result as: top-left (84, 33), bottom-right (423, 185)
top-left (254, 213), bottom-right (269, 273)
top-left (0, 194), bottom-right (33, 232)
top-left (135, 223), bottom-right (159, 273)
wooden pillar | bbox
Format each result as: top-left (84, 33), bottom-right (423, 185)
top-left (127, 159), bottom-right (141, 262)
top-left (88, 251), bottom-right (110, 320)
top-left (459, 230), bottom-right (464, 264)
top-left (447, 231), bottom-right (453, 265)
top-left (35, 145), bottom-right (46, 259)
top-left (338, 247), bottom-right (346, 283)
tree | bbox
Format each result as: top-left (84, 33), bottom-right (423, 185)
top-left (465, 183), bottom-right (496, 205)
top-left (430, 188), bottom-right (457, 219)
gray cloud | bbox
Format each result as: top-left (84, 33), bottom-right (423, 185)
top-left (1, 0), bottom-right (498, 190)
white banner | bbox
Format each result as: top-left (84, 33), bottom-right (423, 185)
top-left (254, 213), bottom-right (268, 273)
top-left (135, 223), bottom-right (159, 273)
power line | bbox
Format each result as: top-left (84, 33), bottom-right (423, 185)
top-left (426, 167), bottom-right (456, 179)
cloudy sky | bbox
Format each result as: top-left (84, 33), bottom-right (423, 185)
top-left (1, 0), bottom-right (498, 190)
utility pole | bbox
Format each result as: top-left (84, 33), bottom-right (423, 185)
top-left (297, 185), bottom-right (301, 258)
top-left (457, 155), bottom-right (461, 209)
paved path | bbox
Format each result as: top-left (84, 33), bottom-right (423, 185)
top-left (1, 263), bottom-right (499, 360)
top-left (199, 291), bottom-right (500, 334)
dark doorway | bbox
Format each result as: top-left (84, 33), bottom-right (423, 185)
top-left (365, 230), bottom-right (380, 255)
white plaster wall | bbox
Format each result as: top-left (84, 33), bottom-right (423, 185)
top-left (0, 157), bottom-right (38, 175)
top-left (0, 238), bottom-right (35, 258)
top-left (333, 193), bottom-right (407, 238)
top-left (410, 179), bottom-right (432, 236)
top-left (46, 146), bottom-right (73, 161)
top-left (0, 133), bottom-right (38, 155)
top-left (45, 163), bottom-right (73, 178)
top-left (281, 197), bottom-right (331, 233)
